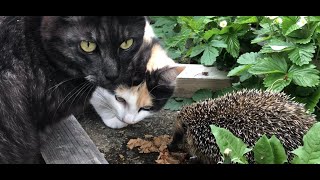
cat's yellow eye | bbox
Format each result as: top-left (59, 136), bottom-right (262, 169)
top-left (120, 38), bottom-right (134, 50)
top-left (80, 40), bottom-right (97, 53)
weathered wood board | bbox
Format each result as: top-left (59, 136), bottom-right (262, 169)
top-left (173, 64), bottom-right (231, 98)
top-left (40, 115), bottom-right (108, 164)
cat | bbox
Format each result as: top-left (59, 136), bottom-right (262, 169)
top-left (90, 39), bottom-right (185, 129)
top-left (0, 16), bottom-right (154, 163)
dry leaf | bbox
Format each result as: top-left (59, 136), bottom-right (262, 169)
top-left (156, 150), bottom-right (180, 164)
top-left (127, 138), bottom-right (144, 149)
top-left (127, 135), bottom-right (187, 164)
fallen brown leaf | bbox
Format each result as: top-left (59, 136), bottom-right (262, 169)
top-left (127, 135), bottom-right (187, 164)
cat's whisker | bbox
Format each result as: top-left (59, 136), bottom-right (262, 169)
top-left (94, 91), bottom-right (118, 115)
top-left (67, 82), bottom-right (92, 114)
top-left (83, 85), bottom-right (95, 113)
top-left (62, 82), bottom-right (89, 109)
top-left (51, 81), bottom-right (87, 121)
top-left (149, 84), bottom-right (167, 94)
top-left (46, 77), bottom-right (82, 95)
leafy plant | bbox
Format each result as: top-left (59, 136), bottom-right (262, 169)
top-left (210, 122), bottom-right (320, 164)
top-left (152, 16), bottom-right (320, 120)
top-left (291, 122), bottom-right (320, 164)
top-left (150, 16), bottom-right (259, 70)
top-left (210, 125), bottom-right (251, 164)
top-left (226, 16), bottom-right (320, 116)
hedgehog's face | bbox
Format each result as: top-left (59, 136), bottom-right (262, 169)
top-left (168, 119), bottom-right (189, 152)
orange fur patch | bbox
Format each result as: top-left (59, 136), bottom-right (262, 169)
top-left (115, 82), bottom-right (153, 108)
top-left (136, 82), bottom-right (153, 108)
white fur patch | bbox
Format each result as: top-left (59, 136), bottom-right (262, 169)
top-left (146, 44), bottom-right (175, 72)
top-left (143, 20), bottom-right (156, 43)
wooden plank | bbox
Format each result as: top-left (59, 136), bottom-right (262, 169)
top-left (40, 115), bottom-right (108, 164)
top-left (173, 64), bottom-right (231, 98)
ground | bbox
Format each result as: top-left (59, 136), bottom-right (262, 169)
top-left (76, 107), bottom-right (179, 164)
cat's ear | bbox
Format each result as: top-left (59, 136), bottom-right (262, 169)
top-left (117, 16), bottom-right (146, 25)
top-left (158, 65), bottom-right (186, 85)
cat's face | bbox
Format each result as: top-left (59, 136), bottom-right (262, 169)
top-left (40, 16), bottom-right (153, 90)
top-left (90, 42), bottom-right (185, 128)
top-left (90, 65), bottom-right (184, 126)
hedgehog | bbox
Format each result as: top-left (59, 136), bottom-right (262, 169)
top-left (167, 89), bottom-right (317, 164)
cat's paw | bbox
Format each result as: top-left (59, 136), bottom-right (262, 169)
top-left (102, 117), bottom-right (128, 129)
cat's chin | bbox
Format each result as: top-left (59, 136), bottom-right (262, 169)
top-left (102, 117), bottom-right (128, 129)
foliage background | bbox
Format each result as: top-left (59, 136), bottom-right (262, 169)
top-left (150, 16), bottom-right (320, 121)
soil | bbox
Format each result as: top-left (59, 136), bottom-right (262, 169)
top-left (75, 106), bottom-right (180, 164)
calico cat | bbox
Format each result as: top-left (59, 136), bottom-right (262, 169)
top-left (90, 42), bottom-right (185, 129)
top-left (0, 16), bottom-right (154, 163)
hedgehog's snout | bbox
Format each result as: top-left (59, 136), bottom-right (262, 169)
top-left (167, 142), bottom-right (178, 152)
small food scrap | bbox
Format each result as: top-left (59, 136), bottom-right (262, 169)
top-left (194, 71), bottom-right (209, 77)
top-left (144, 134), bottom-right (153, 139)
top-left (119, 154), bottom-right (125, 160)
top-left (202, 71), bottom-right (209, 76)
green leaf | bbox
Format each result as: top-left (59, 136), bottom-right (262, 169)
top-left (253, 135), bottom-right (288, 164)
top-left (192, 89), bottom-right (213, 102)
top-left (237, 52), bottom-right (260, 65)
top-left (288, 43), bottom-right (316, 66)
top-left (235, 16), bottom-right (258, 24)
top-left (251, 36), bottom-right (271, 44)
top-left (239, 72), bottom-right (253, 82)
top-left (167, 49), bottom-right (182, 60)
top-left (288, 64), bottom-right (320, 87)
top-left (210, 40), bottom-right (227, 48)
top-left (200, 46), bottom-right (219, 66)
top-left (163, 98), bottom-right (183, 111)
top-left (228, 65), bottom-right (252, 77)
top-left (269, 136), bottom-right (288, 164)
top-left (163, 98), bottom-right (193, 111)
top-left (305, 87), bottom-right (320, 113)
top-left (190, 45), bottom-right (206, 58)
top-left (212, 87), bottom-right (238, 99)
top-left (210, 125), bottom-right (251, 164)
top-left (248, 57), bottom-right (288, 75)
top-left (291, 122), bottom-right (320, 164)
top-left (253, 23), bottom-right (271, 35)
top-left (309, 16), bottom-right (320, 22)
top-left (203, 28), bottom-right (220, 40)
top-left (264, 73), bottom-right (292, 92)
top-left (181, 98), bottom-right (194, 106)
top-left (259, 39), bottom-right (295, 53)
top-left (222, 34), bottom-right (240, 58)
top-left (282, 16), bottom-right (301, 35)
top-left (288, 22), bottom-right (320, 44)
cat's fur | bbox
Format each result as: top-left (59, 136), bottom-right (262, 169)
top-left (0, 16), bottom-right (153, 163)
top-left (90, 42), bottom-right (185, 129)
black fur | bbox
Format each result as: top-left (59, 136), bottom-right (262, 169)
top-left (0, 16), bottom-right (150, 163)
top-left (146, 66), bottom-right (182, 112)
